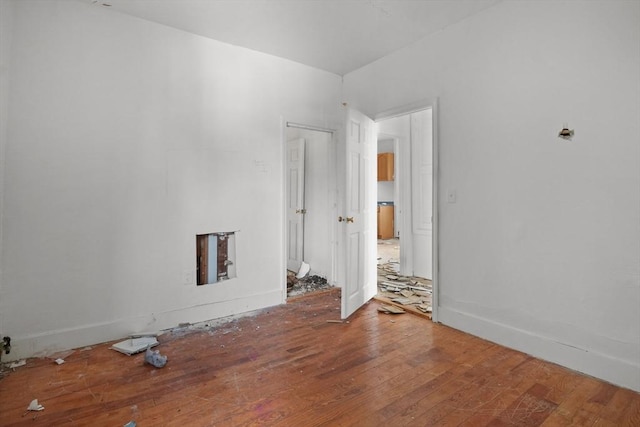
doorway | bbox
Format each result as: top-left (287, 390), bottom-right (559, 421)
top-left (375, 108), bottom-right (435, 317)
top-left (281, 102), bottom-right (438, 320)
top-left (376, 134), bottom-right (401, 278)
top-left (284, 123), bottom-right (336, 298)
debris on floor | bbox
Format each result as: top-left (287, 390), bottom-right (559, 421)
top-left (166, 309), bottom-right (263, 340)
top-left (378, 259), bottom-right (400, 273)
top-left (287, 271), bottom-right (333, 297)
top-left (54, 358), bottom-right (65, 365)
top-left (416, 304), bottom-right (432, 313)
top-left (8, 359), bottom-right (26, 369)
top-left (296, 261), bottom-right (311, 279)
top-left (377, 305), bottom-right (406, 314)
top-left (376, 256), bottom-right (433, 317)
top-left (287, 270), bottom-right (298, 289)
top-left (390, 296), bottom-right (416, 305)
top-left (111, 335), bottom-right (160, 356)
top-left (2, 336), bottom-right (11, 356)
top-left (47, 349), bottom-right (75, 361)
top-left (123, 421), bottom-right (137, 427)
top-left (170, 323), bottom-right (193, 337)
top-left (144, 346), bottom-right (167, 368)
top-left (22, 399), bottom-right (45, 420)
top-left (27, 399), bottom-right (45, 412)
top-left (377, 280), bottom-right (432, 313)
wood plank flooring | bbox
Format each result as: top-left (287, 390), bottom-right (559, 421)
top-left (1, 289), bottom-right (639, 426)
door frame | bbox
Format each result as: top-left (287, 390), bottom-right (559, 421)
top-left (374, 98), bottom-right (440, 322)
top-left (281, 120), bottom-right (338, 303)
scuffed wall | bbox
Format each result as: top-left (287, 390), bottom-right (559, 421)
top-left (0, 0), bottom-right (15, 344)
top-left (344, 0), bottom-right (640, 391)
top-left (1, 0), bottom-right (341, 359)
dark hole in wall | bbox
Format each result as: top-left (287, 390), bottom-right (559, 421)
top-left (196, 232), bottom-right (236, 285)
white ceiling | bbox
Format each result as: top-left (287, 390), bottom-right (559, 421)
top-left (86, 0), bottom-right (502, 76)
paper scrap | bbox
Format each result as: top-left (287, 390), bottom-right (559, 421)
top-left (9, 359), bottom-right (26, 369)
top-left (27, 399), bottom-right (44, 411)
top-left (111, 336), bottom-right (159, 355)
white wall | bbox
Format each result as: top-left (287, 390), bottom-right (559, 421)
top-left (0, 0), bottom-right (341, 359)
top-left (344, 0), bottom-right (640, 391)
top-left (0, 0), bottom-right (13, 342)
top-left (377, 185), bottom-right (394, 205)
top-left (377, 140), bottom-right (394, 213)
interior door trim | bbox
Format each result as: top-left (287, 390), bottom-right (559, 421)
top-left (281, 118), bottom-right (338, 304)
top-left (286, 122), bottom-right (335, 134)
top-left (374, 98), bottom-right (440, 323)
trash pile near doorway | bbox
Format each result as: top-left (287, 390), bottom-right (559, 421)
top-left (287, 270), bottom-right (332, 297)
top-left (375, 259), bottom-right (432, 318)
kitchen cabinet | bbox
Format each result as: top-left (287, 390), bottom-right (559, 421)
top-left (377, 153), bottom-right (394, 181)
top-left (377, 204), bottom-right (394, 239)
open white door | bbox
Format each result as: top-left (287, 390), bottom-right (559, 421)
top-left (286, 138), bottom-right (305, 272)
top-left (340, 108), bottom-right (377, 319)
top-left (410, 109), bottom-right (433, 279)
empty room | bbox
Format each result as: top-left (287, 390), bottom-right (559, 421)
top-left (0, 0), bottom-right (638, 425)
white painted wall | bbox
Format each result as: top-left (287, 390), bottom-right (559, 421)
top-left (0, 0), bottom-right (13, 342)
top-left (344, 0), bottom-right (640, 391)
top-left (0, 0), bottom-right (341, 359)
top-left (376, 184), bottom-right (394, 205)
top-left (376, 186), bottom-right (394, 205)
top-left (377, 139), bottom-right (394, 153)
top-left (286, 127), bottom-right (333, 280)
top-left (377, 139), bottom-right (394, 204)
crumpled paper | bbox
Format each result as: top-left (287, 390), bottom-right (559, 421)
top-left (27, 399), bottom-right (44, 411)
top-left (144, 346), bottom-right (167, 368)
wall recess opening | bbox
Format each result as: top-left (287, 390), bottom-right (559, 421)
top-left (196, 232), bottom-right (236, 285)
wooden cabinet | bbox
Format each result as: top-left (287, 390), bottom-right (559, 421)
top-left (377, 153), bottom-right (394, 181)
top-left (377, 205), bottom-right (394, 239)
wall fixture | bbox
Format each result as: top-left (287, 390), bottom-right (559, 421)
top-left (558, 124), bottom-right (574, 140)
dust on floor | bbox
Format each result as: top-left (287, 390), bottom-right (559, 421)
top-left (287, 271), bottom-right (333, 297)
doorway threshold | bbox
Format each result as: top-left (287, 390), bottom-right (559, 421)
top-left (376, 257), bottom-right (433, 320)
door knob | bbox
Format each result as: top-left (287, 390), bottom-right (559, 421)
top-left (296, 209), bottom-right (307, 214)
top-left (346, 217), bottom-right (354, 223)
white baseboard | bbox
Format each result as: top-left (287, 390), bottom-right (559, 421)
top-left (438, 306), bottom-right (640, 392)
top-left (3, 290), bottom-right (283, 362)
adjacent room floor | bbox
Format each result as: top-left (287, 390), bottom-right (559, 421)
top-left (1, 290), bottom-right (638, 426)
top-left (376, 238), bottom-right (433, 318)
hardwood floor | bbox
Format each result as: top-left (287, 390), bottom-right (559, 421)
top-left (1, 289), bottom-right (638, 426)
